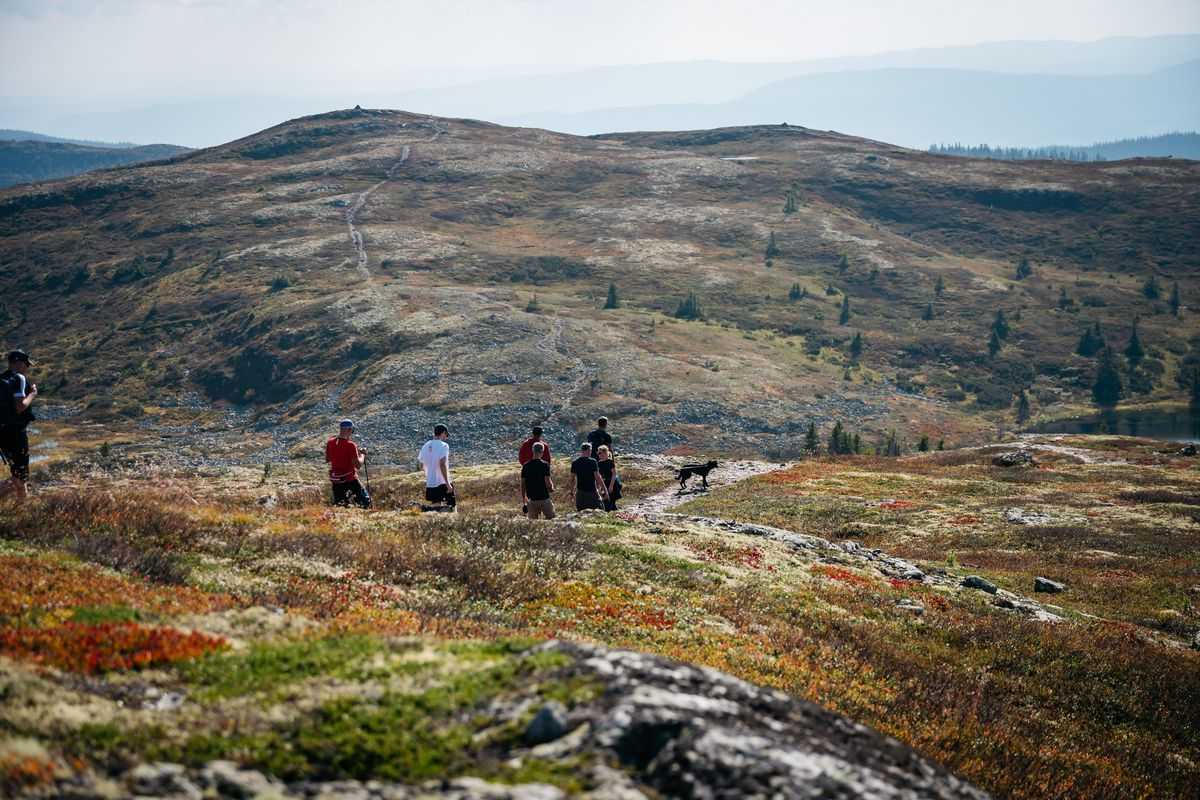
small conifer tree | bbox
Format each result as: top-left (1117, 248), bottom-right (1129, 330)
top-left (1191, 369), bottom-right (1200, 408)
top-left (988, 329), bottom-right (1003, 357)
top-left (918, 435), bottom-right (930, 452)
top-left (839, 295), bottom-right (851, 325)
top-left (1016, 390), bottom-right (1031, 424)
top-left (921, 302), bottom-right (934, 321)
top-left (765, 231), bottom-right (780, 260)
top-left (783, 189), bottom-right (798, 214)
top-left (603, 282), bottom-right (620, 309)
top-left (1015, 258), bottom-right (1033, 280)
top-left (829, 421), bottom-right (845, 455)
top-left (837, 254), bottom-right (849, 274)
top-left (992, 309), bottom-right (1010, 340)
top-left (935, 275), bottom-right (945, 297)
top-left (788, 283), bottom-right (803, 302)
top-left (675, 292), bottom-right (703, 320)
top-left (804, 421), bottom-right (819, 453)
top-left (1092, 347), bottom-right (1123, 407)
top-left (1076, 321), bottom-right (1106, 357)
top-left (1124, 319), bottom-right (1144, 368)
top-left (1058, 287), bottom-right (1072, 310)
top-left (1142, 275), bottom-right (1161, 300)
top-left (1170, 282), bottom-right (1181, 316)
top-left (936, 439), bottom-right (945, 451)
top-left (849, 331), bottom-right (864, 360)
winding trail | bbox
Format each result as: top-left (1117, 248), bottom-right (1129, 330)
top-left (536, 317), bottom-right (596, 423)
top-left (343, 121), bottom-right (447, 283)
top-left (620, 457), bottom-right (789, 516)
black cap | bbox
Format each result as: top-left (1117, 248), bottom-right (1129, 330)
top-left (6, 350), bottom-right (32, 365)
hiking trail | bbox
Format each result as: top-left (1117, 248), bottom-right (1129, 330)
top-left (343, 121), bottom-right (447, 283)
top-left (537, 316), bottom-right (596, 423)
top-left (621, 457), bottom-right (788, 516)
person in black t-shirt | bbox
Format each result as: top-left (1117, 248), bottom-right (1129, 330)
top-left (596, 444), bottom-right (621, 512)
top-left (521, 442), bottom-right (555, 519)
top-left (586, 416), bottom-right (613, 457)
top-left (0, 350), bottom-right (36, 503)
top-left (570, 442), bottom-right (607, 511)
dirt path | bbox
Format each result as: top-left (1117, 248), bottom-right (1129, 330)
top-left (537, 317), bottom-right (596, 423)
top-left (620, 457), bottom-right (789, 516)
top-left (344, 121), bottom-right (447, 283)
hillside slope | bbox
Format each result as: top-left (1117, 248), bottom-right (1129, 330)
top-left (0, 108), bottom-right (1198, 463)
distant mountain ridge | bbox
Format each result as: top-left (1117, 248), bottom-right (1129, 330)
top-left (0, 128), bottom-right (139, 148)
top-left (0, 139), bottom-right (191, 188)
top-left (515, 60), bottom-right (1200, 148)
top-left (2, 34), bottom-right (1196, 147)
top-left (930, 132), bottom-right (1200, 162)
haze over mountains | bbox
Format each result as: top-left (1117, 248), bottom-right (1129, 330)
top-left (2, 35), bottom-right (1197, 149)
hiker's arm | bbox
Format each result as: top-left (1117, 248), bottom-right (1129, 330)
top-left (594, 472), bottom-right (608, 497)
top-left (15, 386), bottom-right (35, 414)
top-left (357, 449), bottom-right (366, 467)
top-left (545, 474), bottom-right (555, 493)
top-left (439, 456), bottom-right (451, 488)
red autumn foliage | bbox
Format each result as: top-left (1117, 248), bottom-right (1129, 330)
top-left (0, 622), bottom-right (226, 674)
top-left (812, 564), bottom-right (877, 587)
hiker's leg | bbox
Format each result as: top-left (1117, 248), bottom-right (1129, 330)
top-left (331, 482), bottom-right (351, 506)
top-left (350, 480), bottom-right (371, 509)
top-left (444, 487), bottom-right (456, 509)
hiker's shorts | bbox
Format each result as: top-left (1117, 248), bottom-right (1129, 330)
top-left (575, 491), bottom-right (602, 512)
top-left (0, 426), bottom-right (29, 482)
top-left (331, 479), bottom-right (371, 509)
top-left (527, 498), bottom-right (555, 520)
top-left (425, 484), bottom-right (456, 507)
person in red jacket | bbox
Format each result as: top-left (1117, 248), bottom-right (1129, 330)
top-left (518, 425), bottom-right (552, 466)
top-left (325, 419), bottom-right (371, 508)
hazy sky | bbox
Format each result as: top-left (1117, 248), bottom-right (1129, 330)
top-left (2, 0), bottom-right (1199, 98)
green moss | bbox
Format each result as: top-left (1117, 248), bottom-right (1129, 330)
top-left (168, 647), bottom-right (580, 782)
top-left (68, 605), bottom-right (143, 624)
top-left (178, 635), bottom-right (392, 700)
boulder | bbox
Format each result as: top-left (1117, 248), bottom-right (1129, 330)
top-left (1177, 444), bottom-right (1197, 456)
top-left (199, 760), bottom-right (283, 798)
top-left (525, 702), bottom-right (569, 746)
top-left (1003, 507), bottom-right (1053, 525)
top-left (1034, 577), bottom-right (1065, 593)
top-left (127, 763), bottom-right (201, 799)
top-left (992, 450), bottom-right (1037, 468)
top-left (962, 575), bottom-right (998, 594)
top-left (896, 599), bottom-right (926, 616)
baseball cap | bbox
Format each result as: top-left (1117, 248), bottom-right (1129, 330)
top-left (339, 419), bottom-right (354, 429)
top-left (6, 350), bottom-right (32, 365)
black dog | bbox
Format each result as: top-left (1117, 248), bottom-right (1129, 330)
top-left (676, 460), bottom-right (719, 490)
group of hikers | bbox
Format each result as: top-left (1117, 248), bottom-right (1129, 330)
top-left (0, 346), bottom-right (625, 520)
top-left (324, 416), bottom-right (622, 518)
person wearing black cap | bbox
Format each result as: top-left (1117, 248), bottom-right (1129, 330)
top-left (325, 419), bottom-right (370, 508)
top-left (586, 416), bottom-right (613, 457)
top-left (0, 350), bottom-right (36, 502)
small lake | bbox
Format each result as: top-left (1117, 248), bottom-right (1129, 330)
top-left (1029, 407), bottom-right (1200, 443)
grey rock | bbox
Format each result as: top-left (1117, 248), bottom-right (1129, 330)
top-left (962, 575), bottom-right (998, 594)
top-left (1034, 577), bottom-right (1065, 593)
top-left (1003, 507), bottom-right (1053, 525)
top-left (201, 760), bottom-right (285, 798)
top-left (992, 450), bottom-right (1037, 468)
top-left (525, 701), bottom-right (569, 745)
top-left (896, 599), bottom-right (926, 616)
top-left (1177, 444), bottom-right (1197, 456)
top-left (127, 763), bottom-right (201, 799)
top-left (308, 780), bottom-right (371, 800)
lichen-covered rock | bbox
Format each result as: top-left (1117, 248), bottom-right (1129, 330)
top-left (525, 702), bottom-right (569, 745)
top-left (962, 576), bottom-right (998, 594)
top-left (1034, 577), bottom-right (1065, 593)
top-left (992, 451), bottom-right (1036, 468)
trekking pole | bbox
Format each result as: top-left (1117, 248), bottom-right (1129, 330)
top-left (361, 447), bottom-right (372, 498)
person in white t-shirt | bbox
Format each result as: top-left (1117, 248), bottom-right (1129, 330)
top-left (418, 423), bottom-right (455, 509)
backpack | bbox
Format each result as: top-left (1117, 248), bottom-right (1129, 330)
top-left (0, 370), bottom-right (27, 428)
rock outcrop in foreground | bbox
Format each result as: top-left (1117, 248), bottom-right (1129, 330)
top-left (50, 641), bottom-right (986, 800)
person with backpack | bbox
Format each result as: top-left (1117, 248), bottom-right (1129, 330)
top-left (419, 423), bottom-right (455, 510)
top-left (0, 350), bottom-right (36, 502)
top-left (570, 442), bottom-right (608, 511)
top-left (520, 441), bottom-right (555, 519)
top-left (586, 416), bottom-right (613, 457)
top-left (325, 419), bottom-right (371, 508)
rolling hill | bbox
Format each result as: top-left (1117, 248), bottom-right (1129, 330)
top-left (0, 108), bottom-right (1197, 464)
